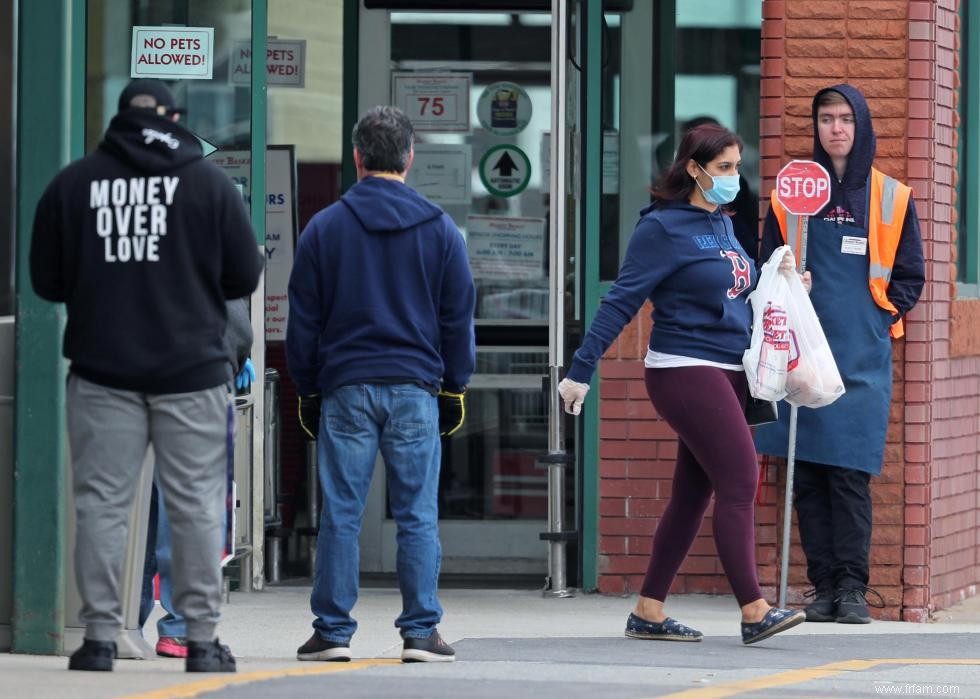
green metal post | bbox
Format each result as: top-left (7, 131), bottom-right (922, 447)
top-left (579, 0), bottom-right (603, 591)
top-left (250, 1), bottom-right (268, 244)
top-left (341, 0), bottom-right (360, 191)
top-left (653, 0), bottom-right (676, 161)
top-left (12, 0), bottom-right (82, 654)
top-left (964, 1), bottom-right (979, 284)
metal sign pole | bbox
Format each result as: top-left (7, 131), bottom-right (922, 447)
top-left (778, 214), bottom-right (809, 608)
top-left (542, 0), bottom-right (573, 598)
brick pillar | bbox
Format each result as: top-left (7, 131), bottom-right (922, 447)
top-left (755, 0), bottom-right (958, 621)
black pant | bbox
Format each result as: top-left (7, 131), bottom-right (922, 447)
top-left (793, 460), bottom-right (872, 589)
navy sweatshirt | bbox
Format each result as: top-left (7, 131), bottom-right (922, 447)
top-left (30, 109), bottom-right (263, 393)
top-left (286, 176), bottom-right (476, 397)
top-left (566, 200), bottom-right (757, 385)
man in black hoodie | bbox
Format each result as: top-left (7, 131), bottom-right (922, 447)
top-left (30, 79), bottom-right (263, 673)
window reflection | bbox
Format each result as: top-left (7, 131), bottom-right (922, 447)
top-left (598, 1), bottom-right (761, 280)
top-left (388, 11), bottom-right (556, 526)
top-left (441, 348), bottom-right (549, 520)
top-left (86, 0), bottom-right (252, 153)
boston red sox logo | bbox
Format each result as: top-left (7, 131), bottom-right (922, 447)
top-left (720, 249), bottom-right (751, 299)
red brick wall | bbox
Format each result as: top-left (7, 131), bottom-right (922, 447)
top-left (930, 0), bottom-right (980, 614)
top-left (596, 0), bottom-right (980, 621)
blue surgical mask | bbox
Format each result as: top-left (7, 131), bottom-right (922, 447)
top-left (696, 164), bottom-right (740, 205)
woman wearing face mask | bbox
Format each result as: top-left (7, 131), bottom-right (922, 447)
top-left (558, 124), bottom-right (805, 645)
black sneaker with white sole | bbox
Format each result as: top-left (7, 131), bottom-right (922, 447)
top-left (401, 630), bottom-right (455, 663)
top-left (296, 633), bottom-right (352, 661)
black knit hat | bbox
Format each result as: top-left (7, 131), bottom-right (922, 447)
top-left (117, 79), bottom-right (184, 115)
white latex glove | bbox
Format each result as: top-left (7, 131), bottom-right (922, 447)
top-left (557, 377), bottom-right (590, 415)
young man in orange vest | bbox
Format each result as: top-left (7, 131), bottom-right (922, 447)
top-left (756, 84), bottom-right (925, 624)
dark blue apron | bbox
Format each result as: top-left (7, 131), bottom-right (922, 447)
top-left (754, 214), bottom-right (894, 475)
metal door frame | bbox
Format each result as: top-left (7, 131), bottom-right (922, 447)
top-left (353, 2), bottom-right (572, 577)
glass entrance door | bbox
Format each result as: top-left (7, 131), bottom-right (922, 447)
top-left (357, 4), bottom-right (566, 577)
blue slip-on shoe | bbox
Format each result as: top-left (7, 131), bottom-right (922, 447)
top-left (625, 613), bottom-right (703, 642)
top-left (741, 607), bottom-right (806, 645)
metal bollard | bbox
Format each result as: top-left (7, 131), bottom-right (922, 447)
top-left (540, 367), bottom-right (575, 598)
top-left (263, 369), bottom-right (281, 527)
top-left (265, 534), bottom-right (282, 584)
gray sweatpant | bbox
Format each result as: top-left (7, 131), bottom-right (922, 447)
top-left (67, 375), bottom-right (229, 643)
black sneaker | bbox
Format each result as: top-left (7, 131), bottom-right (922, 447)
top-left (185, 638), bottom-right (237, 672)
top-left (68, 639), bottom-right (116, 671)
top-left (401, 630), bottom-right (455, 663)
top-left (296, 633), bottom-right (352, 661)
top-left (835, 585), bottom-right (884, 624)
top-left (803, 585), bottom-right (837, 622)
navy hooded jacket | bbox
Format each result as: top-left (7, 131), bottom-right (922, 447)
top-left (760, 83), bottom-right (925, 317)
top-left (286, 176), bottom-right (476, 397)
top-left (566, 200), bottom-right (756, 384)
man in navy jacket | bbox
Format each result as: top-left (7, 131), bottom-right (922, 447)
top-left (287, 105), bottom-right (475, 664)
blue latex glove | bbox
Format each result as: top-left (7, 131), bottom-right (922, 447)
top-left (235, 358), bottom-right (256, 391)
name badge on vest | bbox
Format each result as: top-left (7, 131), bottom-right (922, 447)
top-left (841, 236), bottom-right (868, 255)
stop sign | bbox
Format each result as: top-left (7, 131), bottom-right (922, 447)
top-left (775, 160), bottom-right (832, 216)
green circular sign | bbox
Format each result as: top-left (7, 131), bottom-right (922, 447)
top-left (479, 144), bottom-right (532, 198)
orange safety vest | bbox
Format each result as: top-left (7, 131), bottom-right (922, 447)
top-left (770, 167), bottom-right (911, 338)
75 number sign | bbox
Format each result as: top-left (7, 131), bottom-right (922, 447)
top-left (392, 72), bottom-right (471, 132)
top-left (417, 96), bottom-right (447, 117)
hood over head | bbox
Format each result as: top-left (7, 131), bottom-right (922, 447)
top-left (811, 83), bottom-right (875, 189)
top-left (340, 176), bottom-right (444, 232)
top-left (117, 78), bottom-right (185, 117)
top-left (99, 109), bottom-right (203, 174)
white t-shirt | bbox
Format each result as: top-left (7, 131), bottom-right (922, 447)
top-left (644, 348), bottom-right (743, 372)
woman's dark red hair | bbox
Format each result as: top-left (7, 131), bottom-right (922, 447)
top-left (650, 124), bottom-right (744, 203)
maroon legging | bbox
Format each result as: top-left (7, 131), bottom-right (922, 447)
top-left (640, 366), bottom-right (763, 606)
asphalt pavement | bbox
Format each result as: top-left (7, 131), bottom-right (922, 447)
top-left (3, 585), bottom-right (980, 698)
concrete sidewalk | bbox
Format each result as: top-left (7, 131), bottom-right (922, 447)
top-left (3, 586), bottom-right (980, 699)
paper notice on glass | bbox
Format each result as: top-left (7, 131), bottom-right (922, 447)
top-left (392, 72), bottom-right (471, 132)
top-left (466, 215), bottom-right (546, 280)
top-left (603, 130), bottom-right (620, 194)
top-left (405, 143), bottom-right (472, 205)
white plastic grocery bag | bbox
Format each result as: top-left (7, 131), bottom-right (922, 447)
top-left (743, 247), bottom-right (792, 401)
top-left (780, 257), bottom-right (846, 408)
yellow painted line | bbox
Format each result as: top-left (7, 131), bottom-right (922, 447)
top-left (657, 658), bottom-right (980, 698)
top-left (119, 658), bottom-right (402, 699)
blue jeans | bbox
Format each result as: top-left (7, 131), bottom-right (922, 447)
top-left (311, 383), bottom-right (443, 642)
top-left (139, 482), bottom-right (188, 638)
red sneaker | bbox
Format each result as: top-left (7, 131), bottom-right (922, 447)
top-left (155, 636), bottom-right (189, 658)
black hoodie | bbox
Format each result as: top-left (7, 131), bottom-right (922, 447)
top-left (760, 83), bottom-right (925, 317)
top-left (30, 109), bottom-right (263, 393)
